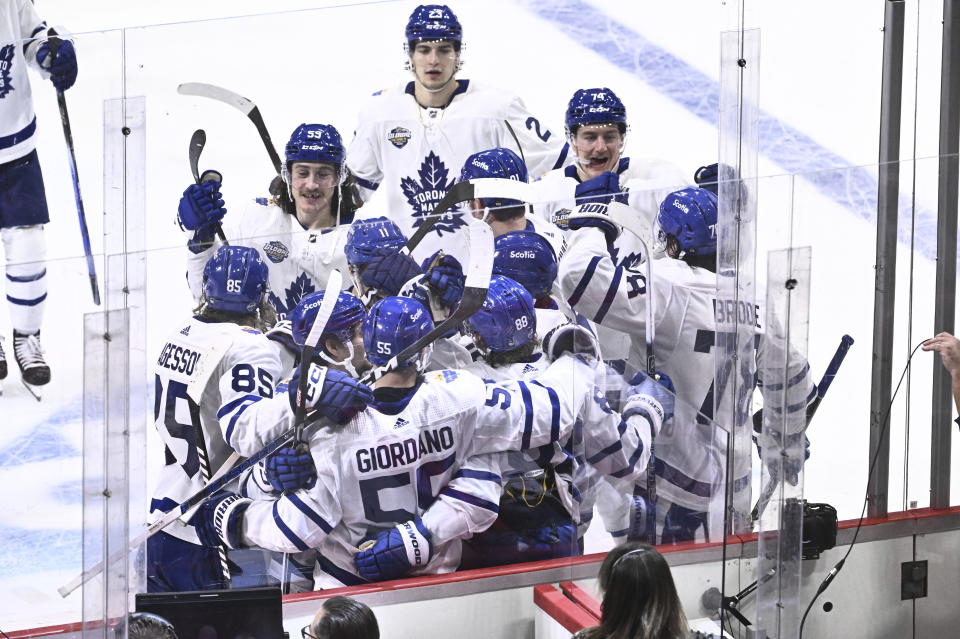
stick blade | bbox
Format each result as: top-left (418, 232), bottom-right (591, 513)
top-left (178, 82), bottom-right (256, 115)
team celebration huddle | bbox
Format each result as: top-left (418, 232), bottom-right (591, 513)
top-left (145, 4), bottom-right (815, 593)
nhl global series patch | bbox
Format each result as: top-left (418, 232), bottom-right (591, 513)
top-left (263, 240), bottom-right (289, 264)
top-left (387, 126), bottom-right (411, 149)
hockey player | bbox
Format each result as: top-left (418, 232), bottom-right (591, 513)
top-left (192, 295), bottom-right (605, 588)
top-left (454, 275), bottom-right (672, 566)
top-left (533, 87), bottom-right (687, 265)
top-left (347, 5), bottom-right (568, 264)
top-left (178, 123), bottom-right (361, 320)
top-left (557, 189), bottom-right (815, 543)
top-left (150, 246), bottom-right (372, 591)
top-left (0, 1), bottom-right (78, 392)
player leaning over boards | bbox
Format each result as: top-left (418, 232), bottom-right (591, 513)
top-left (533, 87), bottom-right (687, 255)
top-left (347, 4), bottom-right (568, 264)
top-left (178, 124), bottom-right (361, 322)
top-left (0, 0), bottom-right (78, 394)
top-left (150, 246), bottom-right (371, 592)
top-left (558, 185), bottom-right (816, 543)
top-left (193, 295), bottom-right (603, 588)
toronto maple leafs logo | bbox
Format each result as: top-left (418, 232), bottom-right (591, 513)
top-left (400, 151), bottom-right (466, 237)
top-left (267, 272), bottom-right (315, 320)
top-left (0, 45), bottom-right (15, 99)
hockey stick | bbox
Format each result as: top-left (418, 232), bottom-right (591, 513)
top-left (188, 129), bottom-right (229, 246)
top-left (503, 120), bottom-right (527, 166)
top-left (177, 83), bottom-right (282, 174)
top-left (751, 334), bottom-right (854, 521)
top-left (361, 219), bottom-right (494, 385)
top-left (48, 31), bottom-right (100, 306)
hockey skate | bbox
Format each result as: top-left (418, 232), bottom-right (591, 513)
top-left (13, 330), bottom-right (50, 401)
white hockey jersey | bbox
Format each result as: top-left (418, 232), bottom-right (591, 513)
top-left (463, 350), bottom-right (657, 534)
top-left (150, 316), bottom-right (284, 544)
top-left (240, 356), bottom-right (597, 588)
top-left (347, 80), bottom-right (569, 264)
top-left (0, 0), bottom-right (51, 164)
top-left (184, 197), bottom-right (351, 321)
top-left (558, 228), bottom-right (815, 513)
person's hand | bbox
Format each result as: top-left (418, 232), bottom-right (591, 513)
top-left (36, 38), bottom-right (78, 92)
top-left (923, 332), bottom-right (960, 378)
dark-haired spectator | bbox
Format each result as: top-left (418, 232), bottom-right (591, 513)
top-left (574, 543), bottom-right (690, 639)
top-left (127, 612), bottom-right (179, 639)
top-left (303, 596), bottom-right (379, 639)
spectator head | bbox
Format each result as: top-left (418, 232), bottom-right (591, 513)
top-left (127, 613), bottom-right (178, 639)
top-left (593, 543), bottom-right (688, 639)
top-left (303, 596), bottom-right (379, 639)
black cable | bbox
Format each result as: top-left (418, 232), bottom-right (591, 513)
top-left (798, 339), bottom-right (930, 638)
top-left (1, 626), bottom-right (11, 639)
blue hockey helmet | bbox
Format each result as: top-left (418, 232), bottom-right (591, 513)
top-left (344, 217), bottom-right (408, 267)
top-left (492, 231), bottom-right (557, 300)
top-left (405, 4), bottom-right (463, 49)
top-left (202, 246), bottom-right (269, 313)
top-left (363, 296), bottom-right (434, 369)
top-left (289, 290), bottom-right (367, 348)
top-left (656, 187), bottom-right (719, 257)
top-left (565, 88), bottom-right (628, 136)
top-left (459, 147), bottom-right (529, 210)
top-left (284, 124), bottom-right (345, 179)
top-left (465, 275), bottom-right (537, 353)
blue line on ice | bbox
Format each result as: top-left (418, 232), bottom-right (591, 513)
top-left (521, 0), bottom-right (938, 261)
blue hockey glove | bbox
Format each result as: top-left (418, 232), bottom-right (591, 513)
top-left (542, 322), bottom-right (601, 362)
top-left (624, 370), bottom-right (675, 425)
top-left (574, 171), bottom-right (628, 206)
top-left (419, 252), bottom-right (465, 309)
top-left (694, 163), bottom-right (719, 195)
top-left (178, 181), bottom-right (226, 252)
top-left (555, 202), bottom-right (621, 244)
top-left (265, 445), bottom-right (317, 493)
top-left (288, 364), bottom-right (374, 426)
top-left (37, 39), bottom-right (78, 92)
top-left (354, 518), bottom-right (433, 582)
top-left (361, 251), bottom-right (423, 297)
top-left (191, 491), bottom-right (251, 549)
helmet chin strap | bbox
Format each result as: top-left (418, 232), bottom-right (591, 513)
top-left (319, 340), bottom-right (360, 379)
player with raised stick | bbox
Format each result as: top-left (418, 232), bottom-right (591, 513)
top-left (177, 123), bottom-right (361, 321)
top-left (347, 5), bottom-right (568, 264)
top-left (0, 1), bottom-right (79, 396)
top-left (149, 246), bottom-right (371, 591)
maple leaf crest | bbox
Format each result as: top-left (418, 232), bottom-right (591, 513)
top-left (0, 45), bottom-right (15, 100)
top-left (267, 272), bottom-right (316, 320)
top-left (401, 151), bottom-right (466, 237)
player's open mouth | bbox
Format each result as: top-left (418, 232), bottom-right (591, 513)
top-left (586, 157), bottom-right (608, 168)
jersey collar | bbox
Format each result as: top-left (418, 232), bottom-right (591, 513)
top-left (405, 79), bottom-right (470, 109)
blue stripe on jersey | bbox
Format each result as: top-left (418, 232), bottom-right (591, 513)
top-left (766, 386), bottom-right (818, 415)
top-left (594, 265), bottom-right (623, 324)
top-left (587, 440), bottom-right (623, 465)
top-left (354, 175), bottom-right (380, 192)
top-left (609, 527), bottom-right (629, 538)
top-left (617, 157), bottom-right (631, 174)
top-left (530, 380), bottom-right (561, 442)
top-left (23, 25), bottom-right (46, 54)
top-left (317, 554), bottom-right (367, 586)
top-left (454, 469), bottom-right (501, 483)
top-left (759, 363), bottom-right (811, 391)
top-left (6, 269), bottom-right (46, 283)
top-left (551, 142), bottom-right (570, 171)
top-left (566, 255), bottom-right (601, 308)
top-left (6, 292), bottom-right (46, 306)
top-left (150, 497), bottom-right (179, 514)
top-left (0, 117), bottom-right (37, 151)
top-left (441, 487), bottom-right (499, 513)
top-left (223, 397), bottom-right (264, 445)
top-left (216, 394), bottom-right (262, 419)
top-left (518, 380), bottom-right (534, 450)
top-left (654, 458), bottom-right (713, 498)
top-left (610, 436), bottom-right (646, 479)
top-left (286, 493), bottom-right (333, 534)
top-left (272, 501), bottom-right (310, 551)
